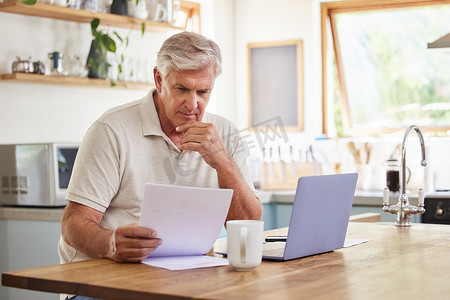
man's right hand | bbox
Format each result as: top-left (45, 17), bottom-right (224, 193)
top-left (61, 202), bottom-right (161, 263)
top-left (110, 223), bottom-right (161, 262)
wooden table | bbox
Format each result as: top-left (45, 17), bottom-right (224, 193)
top-left (2, 222), bottom-right (450, 299)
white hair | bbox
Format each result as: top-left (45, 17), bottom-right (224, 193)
top-left (156, 32), bottom-right (222, 78)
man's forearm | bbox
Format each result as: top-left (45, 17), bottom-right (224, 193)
top-left (61, 204), bottom-right (115, 259)
top-left (216, 158), bottom-right (262, 221)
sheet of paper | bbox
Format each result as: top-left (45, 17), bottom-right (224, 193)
top-left (142, 255), bottom-right (230, 271)
top-left (343, 238), bottom-right (371, 248)
top-left (139, 183), bottom-right (233, 257)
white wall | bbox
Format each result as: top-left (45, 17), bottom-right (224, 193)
top-left (231, 0), bottom-right (323, 137)
top-left (207, 0), bottom-right (325, 167)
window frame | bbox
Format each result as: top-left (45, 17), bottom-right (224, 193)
top-left (320, 0), bottom-right (450, 136)
top-left (180, 1), bottom-right (201, 32)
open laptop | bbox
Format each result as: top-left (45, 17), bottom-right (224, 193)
top-left (261, 173), bottom-right (358, 261)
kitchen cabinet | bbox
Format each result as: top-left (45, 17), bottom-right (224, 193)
top-left (262, 203), bottom-right (292, 230)
top-left (260, 193), bottom-right (421, 228)
top-left (0, 207), bottom-right (63, 299)
top-left (0, 0), bottom-right (198, 89)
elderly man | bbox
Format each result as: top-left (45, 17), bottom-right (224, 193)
top-left (58, 31), bottom-right (262, 277)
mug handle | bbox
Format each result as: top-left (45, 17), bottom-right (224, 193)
top-left (240, 227), bottom-right (248, 264)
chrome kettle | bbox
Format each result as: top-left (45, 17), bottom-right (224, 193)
top-left (11, 57), bottom-right (34, 73)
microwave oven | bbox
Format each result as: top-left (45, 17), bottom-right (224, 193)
top-left (0, 143), bottom-right (79, 207)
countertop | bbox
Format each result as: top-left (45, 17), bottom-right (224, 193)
top-left (3, 222), bottom-right (450, 299)
top-left (0, 206), bottom-right (64, 222)
top-left (258, 189), bottom-right (419, 206)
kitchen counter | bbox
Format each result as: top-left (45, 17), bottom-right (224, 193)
top-left (0, 206), bottom-right (65, 222)
top-left (3, 222), bottom-right (450, 299)
top-left (258, 189), bottom-right (419, 206)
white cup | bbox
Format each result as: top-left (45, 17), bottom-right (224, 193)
top-left (148, 0), bottom-right (167, 22)
top-left (53, 0), bottom-right (68, 6)
top-left (226, 220), bottom-right (263, 271)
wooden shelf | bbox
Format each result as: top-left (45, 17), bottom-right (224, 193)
top-left (0, 1), bottom-right (199, 90)
top-left (0, 0), bottom-right (183, 32)
top-left (0, 73), bottom-right (154, 90)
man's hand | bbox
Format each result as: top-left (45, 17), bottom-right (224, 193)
top-left (176, 122), bottom-right (231, 169)
top-left (61, 202), bottom-right (162, 263)
top-left (175, 122), bottom-right (262, 222)
top-left (110, 223), bottom-right (161, 262)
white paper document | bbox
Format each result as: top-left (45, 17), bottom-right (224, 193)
top-left (139, 183), bottom-right (233, 257)
top-left (343, 238), bottom-right (371, 248)
top-left (141, 255), bottom-right (230, 271)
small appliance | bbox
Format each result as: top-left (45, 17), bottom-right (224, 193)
top-left (0, 143), bottom-right (79, 207)
top-left (422, 191), bottom-right (450, 224)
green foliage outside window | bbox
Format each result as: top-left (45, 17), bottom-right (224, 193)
top-left (333, 5), bottom-right (450, 134)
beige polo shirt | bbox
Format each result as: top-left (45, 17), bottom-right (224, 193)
top-left (58, 89), bottom-right (258, 264)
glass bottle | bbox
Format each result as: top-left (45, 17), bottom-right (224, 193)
top-left (386, 158), bottom-right (400, 193)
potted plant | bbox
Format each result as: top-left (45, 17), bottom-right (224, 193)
top-left (87, 18), bottom-right (146, 85)
top-left (88, 18), bottom-right (147, 84)
top-left (86, 18), bottom-right (122, 79)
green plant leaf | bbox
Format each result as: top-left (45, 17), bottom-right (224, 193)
top-left (113, 31), bottom-right (123, 43)
top-left (92, 32), bottom-right (102, 42)
top-left (141, 22), bottom-right (145, 36)
top-left (91, 18), bottom-right (100, 33)
top-left (18, 0), bottom-right (37, 5)
top-left (101, 35), bottom-right (117, 52)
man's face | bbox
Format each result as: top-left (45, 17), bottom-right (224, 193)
top-left (154, 66), bottom-right (216, 131)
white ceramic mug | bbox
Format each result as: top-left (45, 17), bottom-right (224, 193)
top-left (226, 220), bottom-right (263, 271)
top-left (53, 0), bottom-right (69, 6)
top-left (154, 4), bottom-right (167, 22)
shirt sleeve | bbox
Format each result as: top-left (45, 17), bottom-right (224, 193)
top-left (66, 119), bottom-right (121, 212)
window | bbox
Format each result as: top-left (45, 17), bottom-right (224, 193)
top-left (321, 0), bottom-right (450, 136)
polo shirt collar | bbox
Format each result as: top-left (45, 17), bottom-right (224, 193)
top-left (140, 89), bottom-right (164, 137)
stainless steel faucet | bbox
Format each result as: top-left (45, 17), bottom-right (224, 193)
top-left (383, 125), bottom-right (427, 226)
